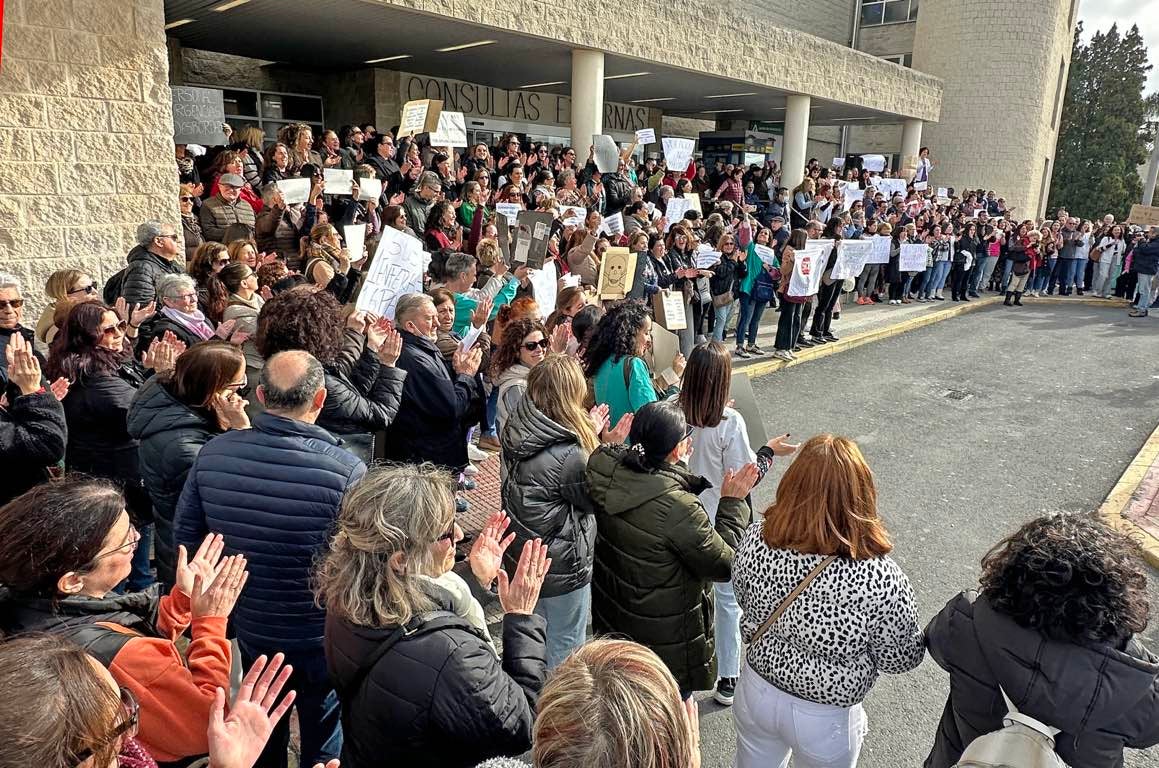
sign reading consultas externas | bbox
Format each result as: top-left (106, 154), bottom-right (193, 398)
top-left (403, 74), bottom-right (653, 133)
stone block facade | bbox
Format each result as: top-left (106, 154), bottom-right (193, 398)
top-left (749, 0), bottom-right (856, 46)
top-left (0, 0), bottom-right (177, 316)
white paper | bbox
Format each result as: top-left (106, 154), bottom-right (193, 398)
top-left (357, 177), bottom-right (382, 202)
top-left (843, 186), bottom-right (863, 211)
top-left (754, 243), bottom-right (777, 267)
top-left (529, 268), bottom-right (557, 318)
top-left (899, 243), bottom-right (928, 272)
top-left (662, 137), bottom-right (694, 174)
top-left (877, 178), bottom-right (908, 200)
top-left (695, 249), bottom-right (721, 269)
top-left (277, 178), bottom-right (311, 205)
top-left (937, 187), bottom-right (948, 198)
top-left (635, 128), bottom-right (656, 144)
top-left (513, 236), bottom-right (531, 263)
top-left (868, 235), bottom-right (892, 264)
top-left (743, 152), bottom-right (765, 168)
top-left (913, 181), bottom-right (928, 192)
top-left (343, 224), bottom-right (366, 263)
top-left (495, 203), bottom-right (521, 225)
top-left (830, 239), bottom-right (874, 280)
top-left (787, 239), bottom-right (833, 297)
top-left (560, 205), bottom-right (585, 227)
top-left (458, 324), bottom-right (484, 353)
top-left (833, 157), bottom-right (846, 168)
top-left (664, 197), bottom-right (693, 231)
top-left (323, 168), bottom-right (353, 194)
top-left (592, 135), bottom-right (620, 173)
top-left (560, 273), bottom-right (582, 289)
top-left (429, 111), bottom-right (468, 148)
top-left (862, 154), bottom-right (886, 173)
top-left (598, 211), bottom-right (624, 237)
top-left (355, 226), bottom-right (426, 319)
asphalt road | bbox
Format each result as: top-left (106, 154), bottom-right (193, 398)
top-left (696, 302), bottom-right (1159, 768)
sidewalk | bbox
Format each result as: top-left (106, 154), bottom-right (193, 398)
top-left (1100, 421), bottom-right (1159, 569)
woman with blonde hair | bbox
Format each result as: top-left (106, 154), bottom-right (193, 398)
top-left (731, 434), bottom-right (925, 768)
top-left (304, 223), bottom-right (359, 303)
top-left (35, 268), bottom-right (95, 345)
top-left (319, 463), bottom-right (550, 768)
top-left (501, 355), bottom-right (632, 668)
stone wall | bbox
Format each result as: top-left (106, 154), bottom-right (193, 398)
top-left (0, 0), bottom-right (177, 315)
top-left (858, 21), bottom-right (916, 58)
top-left (750, 0), bottom-right (856, 45)
top-left (912, 0), bottom-right (1074, 216)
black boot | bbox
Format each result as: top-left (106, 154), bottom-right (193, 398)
top-left (1004, 291), bottom-right (1013, 306)
top-left (1013, 292), bottom-right (1024, 306)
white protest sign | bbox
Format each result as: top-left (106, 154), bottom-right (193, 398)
top-left (635, 128), bottom-right (656, 144)
top-left (743, 152), bottom-right (765, 168)
top-left (429, 111), bottom-right (468, 147)
top-left (662, 138), bottom-right (694, 173)
top-left (788, 239), bottom-right (833, 297)
top-left (323, 168), bottom-right (354, 194)
top-left (843, 186), bottom-right (863, 211)
top-left (833, 157), bottom-right (846, 168)
top-left (599, 211), bottom-right (624, 237)
top-left (937, 187), bottom-right (948, 198)
top-left (495, 203), bottom-right (521, 226)
top-left (529, 268), bottom-right (557, 318)
top-left (664, 197), bottom-right (692, 230)
top-left (559, 205), bottom-right (585, 227)
top-left (877, 178), bottom-right (908, 200)
top-left (695, 245), bottom-right (721, 269)
top-left (754, 244), bottom-right (777, 267)
top-left (913, 181), bottom-right (928, 192)
top-left (343, 224), bottom-right (366, 262)
top-left (830, 239), bottom-right (874, 281)
top-left (868, 235), bottom-right (892, 264)
top-left (862, 154), bottom-right (886, 173)
top-left (277, 178), bottom-right (311, 205)
top-left (592, 135), bottom-right (620, 173)
top-left (458, 324), bottom-right (484, 354)
top-left (899, 243), bottom-right (928, 272)
top-left (357, 177), bottom-right (382, 202)
top-left (355, 226), bottom-right (426, 319)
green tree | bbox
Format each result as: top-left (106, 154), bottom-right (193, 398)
top-left (1049, 23), bottom-right (1153, 220)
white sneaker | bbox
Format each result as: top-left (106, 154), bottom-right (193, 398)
top-left (772, 349), bottom-right (793, 361)
top-left (467, 444), bottom-right (489, 462)
top-left (463, 463), bottom-right (479, 477)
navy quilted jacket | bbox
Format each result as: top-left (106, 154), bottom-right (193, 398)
top-left (173, 411), bottom-right (366, 651)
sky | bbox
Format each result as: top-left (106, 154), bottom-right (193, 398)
top-left (1079, 0), bottom-right (1159, 94)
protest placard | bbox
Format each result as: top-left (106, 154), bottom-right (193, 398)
top-left (597, 247), bottom-right (635, 300)
top-left (559, 205), bottom-right (585, 227)
top-left (635, 128), bottom-right (656, 144)
top-left (515, 210), bottom-right (554, 270)
top-left (593, 135), bottom-right (620, 173)
top-left (843, 185), bottom-right (863, 211)
top-left (868, 235), bottom-right (892, 264)
top-left (662, 138), bottom-right (694, 173)
top-left (877, 178), bottom-right (908, 199)
top-left (277, 178), bottom-right (311, 205)
top-left (529, 267), bottom-right (557, 318)
top-left (354, 227), bottom-right (426, 319)
top-left (357, 177), bottom-right (381, 202)
top-left (830, 239), bottom-right (874, 281)
top-left (429, 111), bottom-right (467, 147)
top-left (398, 99), bottom-right (442, 138)
top-left (652, 289), bottom-right (686, 331)
top-left (171, 86), bottom-right (225, 146)
top-left (664, 197), bottom-right (692, 230)
top-left (1128, 204), bottom-right (1159, 226)
top-left (599, 211), bottom-right (624, 237)
top-left (899, 243), bottom-right (928, 272)
top-left (729, 372), bottom-right (768, 450)
top-left (913, 181), bottom-right (928, 191)
top-left (743, 152), bottom-right (765, 168)
top-left (495, 203), bottom-right (521, 226)
top-left (695, 244), bottom-right (721, 269)
top-left (754, 244), bottom-right (777, 267)
top-left (862, 154), bottom-right (886, 173)
top-left (788, 240), bottom-right (833, 297)
top-left (937, 187), bottom-right (948, 198)
top-left (323, 168), bottom-right (353, 194)
top-left (833, 157), bottom-right (846, 168)
top-left (343, 224), bottom-right (365, 263)
top-left (649, 325), bottom-right (680, 386)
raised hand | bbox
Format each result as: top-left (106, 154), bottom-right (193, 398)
top-left (470, 297), bottom-right (493, 329)
top-left (191, 554), bottom-right (249, 619)
top-left (216, 318), bottom-right (239, 341)
top-left (453, 346), bottom-right (482, 377)
top-left (374, 325), bottom-right (402, 367)
top-left (49, 376), bottom-right (70, 401)
top-left (5, 332), bottom-right (42, 396)
top-left (175, 533), bottom-right (226, 599)
top-left (497, 539), bottom-right (550, 615)
top-left (389, 191), bottom-right (406, 206)
top-left (207, 654), bottom-right (296, 768)
top-left (603, 413), bottom-right (633, 445)
top-left (469, 511), bottom-right (516, 589)
top-left (672, 353), bottom-right (687, 377)
top-left (550, 321), bottom-right (571, 354)
top-left (766, 433), bottom-right (799, 456)
top-left (721, 463), bottom-right (760, 500)
top-left (129, 300), bottom-right (155, 328)
top-left (587, 403), bottom-right (610, 436)
top-left (212, 391), bottom-right (251, 430)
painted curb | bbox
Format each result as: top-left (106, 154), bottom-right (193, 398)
top-left (1098, 421), bottom-right (1159, 570)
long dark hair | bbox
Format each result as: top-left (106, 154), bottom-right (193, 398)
top-left (679, 342), bottom-right (730, 428)
top-left (582, 301), bottom-right (650, 379)
top-left (166, 340), bottom-right (246, 411)
top-left (490, 317), bottom-right (547, 378)
top-left (45, 301), bottom-right (128, 381)
top-left (621, 401), bottom-right (687, 472)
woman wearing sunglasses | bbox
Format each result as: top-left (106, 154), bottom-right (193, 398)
top-left (128, 340), bottom-right (250, 590)
top-left (0, 478), bottom-right (246, 764)
top-left (179, 182), bottom-right (204, 262)
top-left (489, 317), bottom-right (551, 437)
top-left (35, 268), bottom-right (97, 346)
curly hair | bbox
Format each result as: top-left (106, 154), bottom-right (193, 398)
top-left (490, 317), bottom-right (546, 378)
top-left (581, 300), bottom-right (650, 379)
top-left (255, 285), bottom-right (344, 365)
top-left (980, 513), bottom-right (1149, 645)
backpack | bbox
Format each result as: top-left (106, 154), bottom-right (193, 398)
top-left (953, 687), bottom-right (1068, 768)
top-left (103, 267), bottom-right (128, 305)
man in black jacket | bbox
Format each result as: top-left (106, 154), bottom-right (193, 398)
top-left (383, 293), bottom-right (482, 474)
top-left (1129, 226), bottom-right (1159, 317)
top-left (0, 330), bottom-right (66, 504)
top-left (115, 221), bottom-right (185, 309)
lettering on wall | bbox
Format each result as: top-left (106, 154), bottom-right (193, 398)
top-left (404, 74), bottom-right (649, 133)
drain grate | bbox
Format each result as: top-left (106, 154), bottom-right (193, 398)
top-left (942, 389), bottom-right (973, 401)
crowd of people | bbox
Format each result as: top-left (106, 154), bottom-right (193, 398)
top-left (1, 120), bottom-right (1157, 768)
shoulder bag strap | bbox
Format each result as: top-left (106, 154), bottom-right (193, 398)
top-left (749, 555), bottom-right (837, 648)
top-left (339, 610), bottom-right (462, 696)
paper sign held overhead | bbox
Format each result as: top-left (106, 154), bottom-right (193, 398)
top-left (529, 267), bottom-right (557, 318)
top-left (664, 197), bottom-right (692, 231)
top-left (323, 168), bottom-right (354, 194)
top-left (833, 157), bottom-right (846, 168)
top-left (937, 187), bottom-right (948, 198)
top-left (662, 137), bottom-right (694, 174)
top-left (592, 135), bottom-right (620, 173)
top-left (277, 178), bottom-right (311, 205)
top-left (355, 226), bottom-right (427, 319)
top-left (429, 111), bottom-right (468, 147)
top-left (598, 211), bottom-right (624, 237)
top-left (343, 224), bottom-right (366, 263)
top-left (357, 177), bottom-right (382, 202)
top-left (596, 247), bottom-right (636, 300)
top-left (753, 244), bottom-right (777, 267)
top-left (515, 210), bottom-right (554, 270)
top-left (172, 86), bottom-right (226, 147)
top-left (862, 154), bottom-right (886, 173)
top-left (635, 128), bottom-right (656, 144)
top-left (398, 99), bottom-right (443, 138)
top-left (913, 181), bottom-right (928, 192)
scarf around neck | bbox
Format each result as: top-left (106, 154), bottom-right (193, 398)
top-left (161, 306), bottom-right (215, 340)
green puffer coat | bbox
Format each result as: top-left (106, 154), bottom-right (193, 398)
top-left (585, 444), bottom-right (750, 693)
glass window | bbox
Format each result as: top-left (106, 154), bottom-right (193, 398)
top-left (909, 0), bottom-right (919, 20)
top-left (860, 1), bottom-right (884, 26)
top-left (861, 0), bottom-right (917, 26)
top-left (216, 87), bottom-right (324, 145)
top-left (883, 0), bottom-right (910, 24)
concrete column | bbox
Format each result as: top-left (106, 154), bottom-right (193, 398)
top-left (900, 118), bottom-right (923, 178)
top-left (1143, 136), bottom-right (1159, 206)
top-left (570, 49), bottom-right (604, 147)
top-left (780, 94), bottom-right (811, 191)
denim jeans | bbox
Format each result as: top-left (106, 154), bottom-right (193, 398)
top-left (712, 299), bottom-right (736, 342)
top-left (714, 582), bottom-right (741, 679)
top-left (922, 261), bottom-right (950, 296)
top-left (1031, 259), bottom-right (1054, 293)
top-left (734, 663), bottom-right (867, 768)
top-left (1055, 258), bottom-right (1079, 292)
top-left (1000, 259), bottom-right (1014, 290)
top-left (534, 584), bottom-right (591, 670)
top-left (735, 292), bottom-right (767, 348)
top-left (482, 386), bottom-right (499, 437)
top-left (1136, 272), bottom-right (1156, 311)
top-left (124, 524), bottom-right (154, 592)
top-left (239, 641), bottom-right (342, 768)
top-left (971, 255), bottom-right (998, 293)
top-left (903, 273), bottom-right (917, 296)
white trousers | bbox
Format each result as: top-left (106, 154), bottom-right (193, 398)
top-left (734, 663), bottom-right (867, 768)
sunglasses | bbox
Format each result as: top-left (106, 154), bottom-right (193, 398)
top-left (69, 284), bottom-right (97, 296)
top-left (0, 298), bottom-right (24, 309)
top-left (213, 258), bottom-right (230, 267)
top-left (522, 338), bottom-right (550, 352)
top-left (101, 320), bottom-right (129, 336)
top-left (72, 687), bottom-right (139, 767)
top-left (180, 196), bottom-right (195, 202)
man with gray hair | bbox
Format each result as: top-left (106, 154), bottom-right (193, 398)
top-left (175, 349), bottom-right (365, 768)
top-left (111, 220), bottom-right (185, 309)
top-left (402, 171), bottom-right (443, 235)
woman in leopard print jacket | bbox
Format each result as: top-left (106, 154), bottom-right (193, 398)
top-left (731, 434), bottom-right (925, 768)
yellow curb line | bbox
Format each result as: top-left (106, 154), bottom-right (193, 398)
top-left (1030, 295), bottom-right (1130, 307)
top-left (743, 296), bottom-right (1002, 379)
top-left (1097, 421), bottom-right (1159, 569)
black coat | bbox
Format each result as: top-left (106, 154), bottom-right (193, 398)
top-left (0, 381), bottom-right (66, 505)
top-left (316, 343), bottom-right (406, 465)
top-left (134, 312), bottom-right (208, 356)
top-left (118, 246), bottom-right (186, 309)
top-left (924, 591), bottom-right (1159, 768)
top-left (382, 331), bottom-right (482, 472)
top-left (127, 376), bottom-right (220, 588)
top-left (325, 593), bottom-right (547, 768)
top-left (709, 252), bottom-right (747, 296)
top-left (1132, 236), bottom-right (1159, 275)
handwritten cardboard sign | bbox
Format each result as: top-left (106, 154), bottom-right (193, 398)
top-left (172, 86), bottom-right (226, 146)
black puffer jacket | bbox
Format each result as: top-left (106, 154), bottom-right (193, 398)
top-left (118, 246), bottom-right (185, 309)
top-left (924, 591), bottom-right (1159, 768)
top-left (317, 344), bottom-right (407, 448)
top-left (134, 311), bottom-right (209, 356)
top-left (0, 381), bottom-right (66, 505)
top-left (325, 593), bottom-right (547, 768)
top-left (500, 395), bottom-right (594, 598)
top-left (127, 376), bottom-right (220, 588)
top-left (709, 251), bottom-right (747, 297)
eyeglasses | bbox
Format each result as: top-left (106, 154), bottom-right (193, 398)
top-left (180, 196), bottom-right (195, 202)
top-left (0, 298), bottom-right (24, 309)
top-left (92, 523), bottom-right (140, 561)
top-left (436, 519), bottom-right (458, 543)
top-left (72, 687), bottom-right (139, 767)
top-left (101, 320), bottom-right (129, 336)
top-left (157, 233), bottom-right (180, 241)
top-left (225, 380), bottom-right (251, 398)
top-left (68, 284), bottom-right (97, 296)
top-left (683, 424), bottom-right (695, 440)
top-left (522, 338), bottom-right (550, 352)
